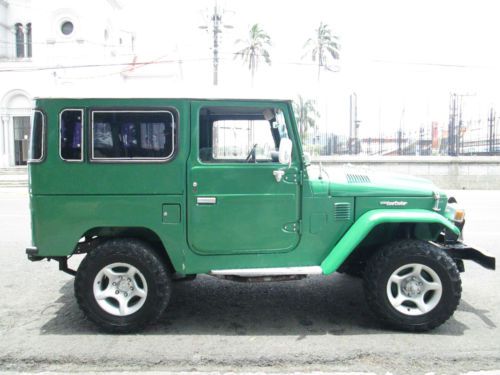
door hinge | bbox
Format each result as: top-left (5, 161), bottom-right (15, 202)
top-left (283, 220), bottom-right (301, 233)
top-left (284, 171), bottom-right (302, 184)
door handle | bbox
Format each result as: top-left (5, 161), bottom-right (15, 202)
top-left (273, 169), bottom-right (285, 183)
top-left (197, 197), bottom-right (217, 205)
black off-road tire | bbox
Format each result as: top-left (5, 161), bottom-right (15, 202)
top-left (363, 239), bottom-right (461, 332)
top-left (75, 238), bottom-right (172, 333)
top-left (339, 261), bottom-right (366, 278)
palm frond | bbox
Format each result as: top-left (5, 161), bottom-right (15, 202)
top-left (303, 22), bottom-right (340, 79)
top-left (234, 23), bottom-right (272, 80)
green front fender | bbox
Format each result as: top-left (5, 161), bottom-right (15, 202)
top-left (320, 209), bottom-right (460, 275)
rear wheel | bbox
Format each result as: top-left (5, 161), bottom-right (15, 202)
top-left (75, 238), bottom-right (171, 333)
top-left (363, 239), bottom-right (461, 332)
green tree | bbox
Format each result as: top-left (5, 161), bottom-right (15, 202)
top-left (234, 24), bottom-right (272, 85)
top-left (304, 22), bottom-right (340, 81)
top-left (293, 96), bottom-right (320, 140)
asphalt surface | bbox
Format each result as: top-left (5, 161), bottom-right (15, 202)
top-left (0, 188), bottom-right (499, 373)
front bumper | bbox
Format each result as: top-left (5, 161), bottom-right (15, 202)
top-left (435, 241), bottom-right (496, 270)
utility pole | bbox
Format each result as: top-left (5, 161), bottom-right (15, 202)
top-left (448, 93), bottom-right (457, 156)
top-left (398, 108), bottom-right (405, 156)
top-left (488, 107), bottom-right (496, 154)
top-left (199, 2), bottom-right (233, 86)
top-left (349, 93), bottom-right (360, 154)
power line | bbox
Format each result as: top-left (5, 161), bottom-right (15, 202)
top-left (371, 59), bottom-right (499, 70)
top-left (0, 57), bottom-right (213, 73)
top-left (0, 37), bottom-right (130, 48)
top-left (3, 51), bottom-right (496, 75)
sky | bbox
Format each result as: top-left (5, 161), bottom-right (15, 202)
top-left (122, 0), bottom-right (500, 136)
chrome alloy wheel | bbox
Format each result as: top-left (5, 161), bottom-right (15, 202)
top-left (386, 263), bottom-right (443, 316)
top-left (93, 262), bottom-right (148, 316)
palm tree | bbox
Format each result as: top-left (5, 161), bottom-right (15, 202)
top-left (234, 24), bottom-right (272, 85)
top-left (293, 96), bottom-right (320, 140)
top-left (304, 22), bottom-right (340, 81)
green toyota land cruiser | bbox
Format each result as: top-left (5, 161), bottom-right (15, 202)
top-left (26, 96), bottom-right (495, 333)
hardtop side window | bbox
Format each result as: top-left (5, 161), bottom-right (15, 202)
top-left (28, 110), bottom-right (44, 162)
top-left (199, 106), bottom-right (289, 163)
top-left (60, 109), bottom-right (83, 161)
top-left (91, 111), bottom-right (175, 161)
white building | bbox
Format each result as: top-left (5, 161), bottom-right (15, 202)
top-left (0, 0), bottom-right (136, 167)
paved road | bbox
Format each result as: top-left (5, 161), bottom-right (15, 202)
top-left (0, 189), bottom-right (499, 373)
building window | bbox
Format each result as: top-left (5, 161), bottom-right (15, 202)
top-left (14, 22), bottom-right (32, 58)
top-left (26, 23), bottom-right (32, 58)
top-left (61, 21), bottom-right (74, 36)
top-left (91, 111), bottom-right (176, 161)
top-left (60, 110), bottom-right (83, 161)
top-left (15, 23), bottom-right (24, 58)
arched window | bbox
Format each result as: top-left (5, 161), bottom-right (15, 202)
top-left (15, 23), bottom-right (24, 58)
top-left (26, 23), bottom-right (32, 58)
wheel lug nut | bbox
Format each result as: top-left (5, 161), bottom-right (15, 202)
top-left (115, 290), bottom-right (119, 294)
top-left (112, 282), bottom-right (116, 286)
top-left (124, 292), bottom-right (128, 297)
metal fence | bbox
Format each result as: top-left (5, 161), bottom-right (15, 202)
top-left (301, 116), bottom-right (500, 157)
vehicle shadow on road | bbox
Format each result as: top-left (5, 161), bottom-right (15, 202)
top-left (41, 274), bottom-right (470, 336)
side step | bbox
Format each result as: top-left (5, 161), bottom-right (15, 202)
top-left (210, 266), bottom-right (323, 282)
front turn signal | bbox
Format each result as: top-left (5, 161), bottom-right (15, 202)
top-left (454, 209), bottom-right (465, 222)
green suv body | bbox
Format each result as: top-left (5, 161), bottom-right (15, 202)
top-left (27, 96), bottom-right (495, 332)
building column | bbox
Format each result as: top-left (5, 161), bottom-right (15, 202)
top-left (0, 115), bottom-right (8, 167)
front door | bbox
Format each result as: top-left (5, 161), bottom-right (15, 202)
top-left (187, 101), bottom-right (301, 255)
top-left (13, 116), bottom-right (30, 165)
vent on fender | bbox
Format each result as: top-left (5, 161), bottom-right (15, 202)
top-left (334, 202), bottom-right (351, 221)
top-left (346, 173), bottom-right (370, 183)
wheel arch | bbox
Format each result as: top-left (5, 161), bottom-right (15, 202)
top-left (321, 209), bottom-right (460, 275)
top-left (76, 226), bottom-right (176, 273)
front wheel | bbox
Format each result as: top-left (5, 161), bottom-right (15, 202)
top-left (75, 239), bottom-right (172, 333)
top-left (363, 239), bottom-right (462, 332)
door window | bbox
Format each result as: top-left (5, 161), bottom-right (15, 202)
top-left (199, 106), bottom-right (288, 163)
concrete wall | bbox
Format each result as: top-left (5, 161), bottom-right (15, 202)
top-left (312, 156), bottom-right (500, 190)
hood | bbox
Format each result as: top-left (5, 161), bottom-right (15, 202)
top-left (309, 166), bottom-right (443, 198)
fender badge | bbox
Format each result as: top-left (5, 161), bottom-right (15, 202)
top-left (380, 201), bottom-right (408, 207)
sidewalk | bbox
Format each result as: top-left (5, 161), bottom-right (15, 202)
top-left (0, 167), bottom-right (28, 188)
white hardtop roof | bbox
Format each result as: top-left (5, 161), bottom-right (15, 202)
top-left (33, 85), bottom-right (293, 102)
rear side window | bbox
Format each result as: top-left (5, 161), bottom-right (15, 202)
top-left (29, 110), bottom-right (45, 162)
top-left (91, 111), bottom-right (175, 161)
top-left (60, 109), bottom-right (83, 161)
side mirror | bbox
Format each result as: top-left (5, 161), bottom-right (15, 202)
top-left (303, 152), bottom-right (311, 166)
top-left (279, 138), bottom-right (293, 166)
